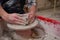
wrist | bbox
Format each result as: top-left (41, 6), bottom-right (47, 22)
top-left (1, 13), bottom-right (8, 17)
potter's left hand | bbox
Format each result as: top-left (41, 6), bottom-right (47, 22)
top-left (28, 13), bottom-right (36, 24)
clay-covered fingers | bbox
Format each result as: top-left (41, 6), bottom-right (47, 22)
top-left (7, 13), bottom-right (25, 24)
top-left (12, 16), bottom-right (25, 24)
top-left (28, 17), bottom-right (35, 24)
top-left (12, 18), bottom-right (25, 25)
top-left (28, 13), bottom-right (35, 24)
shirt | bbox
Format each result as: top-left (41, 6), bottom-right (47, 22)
top-left (0, 0), bottom-right (36, 14)
top-left (27, 0), bottom-right (36, 8)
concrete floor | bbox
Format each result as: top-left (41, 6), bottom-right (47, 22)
top-left (37, 7), bottom-right (60, 21)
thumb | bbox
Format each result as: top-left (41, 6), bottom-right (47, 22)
top-left (28, 13), bottom-right (33, 19)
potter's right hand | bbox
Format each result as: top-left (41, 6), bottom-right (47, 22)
top-left (1, 13), bottom-right (25, 24)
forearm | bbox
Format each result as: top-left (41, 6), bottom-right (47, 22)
top-left (0, 6), bottom-right (8, 17)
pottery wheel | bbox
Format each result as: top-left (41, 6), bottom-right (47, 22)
top-left (7, 19), bottom-right (38, 30)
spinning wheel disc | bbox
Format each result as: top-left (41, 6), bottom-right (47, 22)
top-left (7, 19), bottom-right (38, 30)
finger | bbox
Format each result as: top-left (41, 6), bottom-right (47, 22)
top-left (14, 22), bottom-right (25, 25)
top-left (29, 18), bottom-right (35, 24)
top-left (28, 16), bottom-right (35, 24)
top-left (28, 14), bottom-right (32, 22)
top-left (8, 18), bottom-right (25, 24)
top-left (13, 18), bottom-right (25, 23)
top-left (9, 21), bottom-right (25, 25)
top-left (14, 15), bottom-right (25, 21)
top-left (28, 14), bottom-right (32, 19)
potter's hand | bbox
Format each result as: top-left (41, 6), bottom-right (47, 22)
top-left (28, 13), bottom-right (36, 24)
top-left (1, 13), bottom-right (25, 24)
